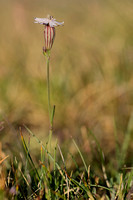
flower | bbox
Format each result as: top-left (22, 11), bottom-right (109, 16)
top-left (34, 15), bottom-right (64, 53)
top-left (34, 15), bottom-right (64, 27)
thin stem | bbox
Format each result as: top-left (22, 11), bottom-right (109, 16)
top-left (46, 56), bottom-right (51, 124)
top-left (46, 54), bottom-right (53, 153)
top-left (45, 51), bottom-right (56, 152)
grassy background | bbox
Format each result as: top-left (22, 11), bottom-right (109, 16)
top-left (0, 0), bottom-right (133, 179)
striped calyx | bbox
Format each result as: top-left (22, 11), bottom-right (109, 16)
top-left (44, 25), bottom-right (55, 52)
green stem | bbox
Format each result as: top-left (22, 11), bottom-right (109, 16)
top-left (45, 53), bottom-right (56, 152)
top-left (46, 56), bottom-right (51, 124)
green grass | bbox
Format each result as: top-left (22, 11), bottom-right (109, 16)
top-left (0, 125), bottom-right (132, 199)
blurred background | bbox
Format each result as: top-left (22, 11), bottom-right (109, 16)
top-left (0, 0), bottom-right (133, 170)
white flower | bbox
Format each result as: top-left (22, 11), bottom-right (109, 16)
top-left (34, 15), bottom-right (64, 27)
top-left (34, 15), bottom-right (64, 53)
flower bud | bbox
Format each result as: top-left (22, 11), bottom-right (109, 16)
top-left (44, 25), bottom-right (55, 51)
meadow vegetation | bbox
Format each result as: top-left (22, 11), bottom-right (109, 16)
top-left (0, 0), bottom-right (133, 199)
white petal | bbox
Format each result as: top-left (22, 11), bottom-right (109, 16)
top-left (49, 21), bottom-right (57, 27)
top-left (55, 21), bottom-right (64, 26)
top-left (50, 19), bottom-right (64, 27)
top-left (34, 17), bottom-right (64, 27)
top-left (34, 18), bottom-right (49, 25)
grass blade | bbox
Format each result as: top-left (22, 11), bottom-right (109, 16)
top-left (72, 139), bottom-right (88, 173)
top-left (20, 127), bottom-right (40, 181)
